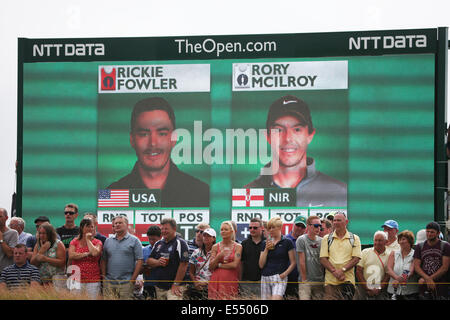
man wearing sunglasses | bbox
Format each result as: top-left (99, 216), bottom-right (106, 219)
top-left (185, 223), bottom-right (210, 283)
top-left (240, 218), bottom-right (265, 298)
top-left (56, 203), bottom-right (80, 249)
top-left (297, 215), bottom-right (324, 300)
top-left (187, 223), bottom-right (211, 258)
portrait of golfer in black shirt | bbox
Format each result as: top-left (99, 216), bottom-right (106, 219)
top-left (107, 97), bottom-right (209, 207)
top-left (245, 95), bottom-right (346, 208)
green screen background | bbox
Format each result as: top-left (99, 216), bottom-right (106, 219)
top-left (21, 54), bottom-right (435, 243)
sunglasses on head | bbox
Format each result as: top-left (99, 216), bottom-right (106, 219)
top-left (64, 211), bottom-right (76, 215)
top-left (195, 229), bottom-right (204, 234)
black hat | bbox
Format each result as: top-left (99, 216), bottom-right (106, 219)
top-left (34, 216), bottom-right (50, 223)
top-left (426, 221), bottom-right (440, 232)
top-left (266, 95), bottom-right (314, 133)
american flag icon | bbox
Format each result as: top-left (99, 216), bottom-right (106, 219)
top-left (98, 189), bottom-right (129, 207)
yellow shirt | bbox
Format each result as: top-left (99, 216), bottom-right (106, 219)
top-left (320, 230), bottom-right (362, 285)
top-left (357, 247), bottom-right (390, 288)
top-left (386, 239), bottom-right (400, 252)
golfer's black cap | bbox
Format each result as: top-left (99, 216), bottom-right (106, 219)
top-left (266, 95), bottom-right (314, 133)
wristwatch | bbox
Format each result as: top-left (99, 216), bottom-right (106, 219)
top-left (342, 267), bottom-right (347, 272)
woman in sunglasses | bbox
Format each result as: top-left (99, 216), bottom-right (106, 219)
top-left (185, 228), bottom-right (217, 299)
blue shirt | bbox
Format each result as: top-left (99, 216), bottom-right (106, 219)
top-left (261, 236), bottom-right (294, 277)
top-left (285, 232), bottom-right (300, 282)
top-left (148, 235), bottom-right (189, 290)
top-left (142, 244), bottom-right (153, 288)
top-left (18, 232), bottom-right (33, 245)
top-left (143, 244), bottom-right (153, 262)
top-left (103, 233), bottom-right (143, 284)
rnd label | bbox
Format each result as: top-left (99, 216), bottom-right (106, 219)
top-left (232, 209), bottom-right (269, 242)
top-left (231, 209), bottom-right (269, 223)
top-left (173, 210), bottom-right (209, 241)
top-left (97, 210), bottom-right (134, 237)
top-left (135, 210), bottom-right (171, 242)
top-left (270, 209), bottom-right (308, 235)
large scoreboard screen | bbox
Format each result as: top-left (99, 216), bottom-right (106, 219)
top-left (17, 28), bottom-right (448, 243)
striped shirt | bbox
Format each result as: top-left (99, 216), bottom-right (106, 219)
top-left (0, 262), bottom-right (41, 289)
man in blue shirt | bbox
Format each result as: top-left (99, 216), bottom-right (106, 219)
top-left (147, 218), bottom-right (189, 300)
top-left (142, 225), bottom-right (162, 299)
top-left (101, 216), bottom-right (143, 299)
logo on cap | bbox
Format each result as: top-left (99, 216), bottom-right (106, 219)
top-left (283, 99), bottom-right (297, 105)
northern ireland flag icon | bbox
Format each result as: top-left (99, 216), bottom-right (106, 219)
top-left (232, 188), bottom-right (264, 207)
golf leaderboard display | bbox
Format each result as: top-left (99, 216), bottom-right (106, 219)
top-left (17, 28), bottom-right (448, 243)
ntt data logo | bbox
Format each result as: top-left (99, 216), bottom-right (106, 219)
top-left (100, 67), bottom-right (116, 91)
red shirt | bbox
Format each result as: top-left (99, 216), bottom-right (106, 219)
top-left (70, 238), bottom-right (102, 283)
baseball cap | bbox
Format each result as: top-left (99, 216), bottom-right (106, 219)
top-left (381, 220), bottom-right (399, 230)
top-left (426, 221), bottom-right (440, 232)
top-left (415, 229), bottom-right (426, 244)
top-left (266, 95), bottom-right (314, 132)
top-left (294, 216), bottom-right (307, 227)
top-left (34, 216), bottom-right (50, 223)
top-left (203, 228), bottom-right (216, 238)
top-left (326, 212), bottom-right (336, 220)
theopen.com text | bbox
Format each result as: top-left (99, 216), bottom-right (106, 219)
top-left (175, 38), bottom-right (277, 57)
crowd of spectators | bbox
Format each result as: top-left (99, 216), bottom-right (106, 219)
top-left (0, 205), bottom-right (449, 300)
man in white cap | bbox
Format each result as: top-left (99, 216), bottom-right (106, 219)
top-left (415, 229), bottom-right (426, 246)
top-left (382, 220), bottom-right (400, 252)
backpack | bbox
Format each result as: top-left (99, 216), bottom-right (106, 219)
top-left (417, 239), bottom-right (450, 282)
top-left (327, 231), bottom-right (356, 252)
top-left (417, 239), bottom-right (447, 253)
